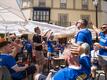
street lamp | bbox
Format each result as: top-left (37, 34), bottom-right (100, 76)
top-left (92, 0), bottom-right (99, 28)
top-left (92, 0), bottom-right (99, 41)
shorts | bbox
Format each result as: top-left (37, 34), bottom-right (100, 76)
top-left (34, 50), bottom-right (45, 65)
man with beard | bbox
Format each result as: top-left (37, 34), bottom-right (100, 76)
top-left (92, 24), bottom-right (107, 78)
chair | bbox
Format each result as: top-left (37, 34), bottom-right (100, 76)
top-left (96, 69), bottom-right (106, 80)
top-left (95, 55), bottom-right (107, 80)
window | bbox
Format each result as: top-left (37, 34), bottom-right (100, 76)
top-left (21, 0), bottom-right (31, 8)
top-left (33, 8), bottom-right (50, 22)
top-left (98, 0), bottom-right (101, 10)
top-left (82, 0), bottom-right (88, 10)
top-left (58, 14), bottom-right (68, 27)
top-left (60, 0), bottom-right (67, 8)
top-left (39, 0), bottom-right (46, 7)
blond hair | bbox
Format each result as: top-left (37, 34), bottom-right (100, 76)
top-left (81, 43), bottom-right (90, 54)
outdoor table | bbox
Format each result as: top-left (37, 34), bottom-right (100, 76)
top-left (98, 55), bottom-right (107, 61)
top-left (53, 56), bottom-right (65, 68)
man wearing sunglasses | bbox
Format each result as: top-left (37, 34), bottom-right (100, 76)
top-left (75, 19), bottom-right (93, 50)
top-left (92, 24), bottom-right (107, 78)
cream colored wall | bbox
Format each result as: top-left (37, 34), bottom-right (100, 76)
top-left (102, 1), bottom-right (107, 24)
top-left (32, 0), bottom-right (103, 27)
top-left (51, 9), bottom-right (102, 26)
top-left (22, 9), bottom-right (32, 20)
top-left (67, 0), bottom-right (73, 9)
top-left (88, 0), bottom-right (95, 10)
top-left (75, 0), bottom-right (81, 9)
top-left (46, 0), bottom-right (52, 7)
top-left (32, 0), bottom-right (97, 10)
top-left (33, 0), bottom-right (38, 7)
top-left (52, 0), bottom-right (73, 9)
top-left (33, 0), bottom-right (52, 7)
top-left (52, 0), bottom-right (60, 8)
top-left (75, 0), bottom-right (97, 10)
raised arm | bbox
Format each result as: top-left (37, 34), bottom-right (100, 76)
top-left (92, 24), bottom-right (100, 35)
top-left (42, 29), bottom-right (51, 37)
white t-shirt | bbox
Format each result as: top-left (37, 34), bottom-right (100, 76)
top-left (91, 50), bottom-right (99, 58)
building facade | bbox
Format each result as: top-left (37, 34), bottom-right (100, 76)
top-left (20, 0), bottom-right (105, 27)
top-left (102, 0), bottom-right (107, 24)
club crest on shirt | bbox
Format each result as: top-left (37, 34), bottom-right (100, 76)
top-left (100, 38), bottom-right (106, 43)
top-left (76, 73), bottom-right (87, 80)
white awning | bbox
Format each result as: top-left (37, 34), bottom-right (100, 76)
top-left (25, 21), bottom-right (66, 36)
top-left (0, 0), bottom-right (27, 23)
top-left (0, 23), bottom-right (26, 36)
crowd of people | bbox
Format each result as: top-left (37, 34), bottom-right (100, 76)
top-left (0, 19), bottom-right (107, 80)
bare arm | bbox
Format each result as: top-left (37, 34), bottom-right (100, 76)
top-left (42, 29), bottom-right (51, 37)
top-left (92, 24), bottom-right (100, 35)
top-left (12, 64), bottom-right (28, 72)
top-left (94, 43), bottom-right (107, 50)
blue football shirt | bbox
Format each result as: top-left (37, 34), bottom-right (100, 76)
top-left (47, 40), bottom-right (54, 53)
top-left (99, 32), bottom-right (107, 56)
top-left (52, 54), bottom-right (91, 80)
top-left (0, 54), bottom-right (16, 70)
top-left (75, 29), bottom-right (93, 50)
top-left (52, 67), bottom-right (88, 80)
top-left (0, 53), bottom-right (26, 79)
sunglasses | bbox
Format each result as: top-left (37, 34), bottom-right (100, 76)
top-left (101, 27), bottom-right (107, 29)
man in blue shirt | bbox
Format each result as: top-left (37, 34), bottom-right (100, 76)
top-left (75, 19), bottom-right (93, 50)
top-left (25, 41), bottom-right (33, 62)
top-left (0, 40), bottom-right (29, 80)
top-left (92, 24), bottom-right (107, 77)
top-left (52, 43), bottom-right (91, 80)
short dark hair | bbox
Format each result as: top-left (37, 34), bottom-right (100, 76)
top-left (102, 24), bottom-right (107, 26)
top-left (0, 41), bottom-right (11, 48)
top-left (82, 19), bottom-right (88, 26)
top-left (34, 27), bottom-right (40, 33)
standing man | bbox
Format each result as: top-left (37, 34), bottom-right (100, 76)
top-left (75, 19), bottom-right (93, 50)
top-left (32, 27), bottom-right (43, 52)
top-left (32, 27), bottom-right (45, 73)
top-left (92, 24), bottom-right (107, 77)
